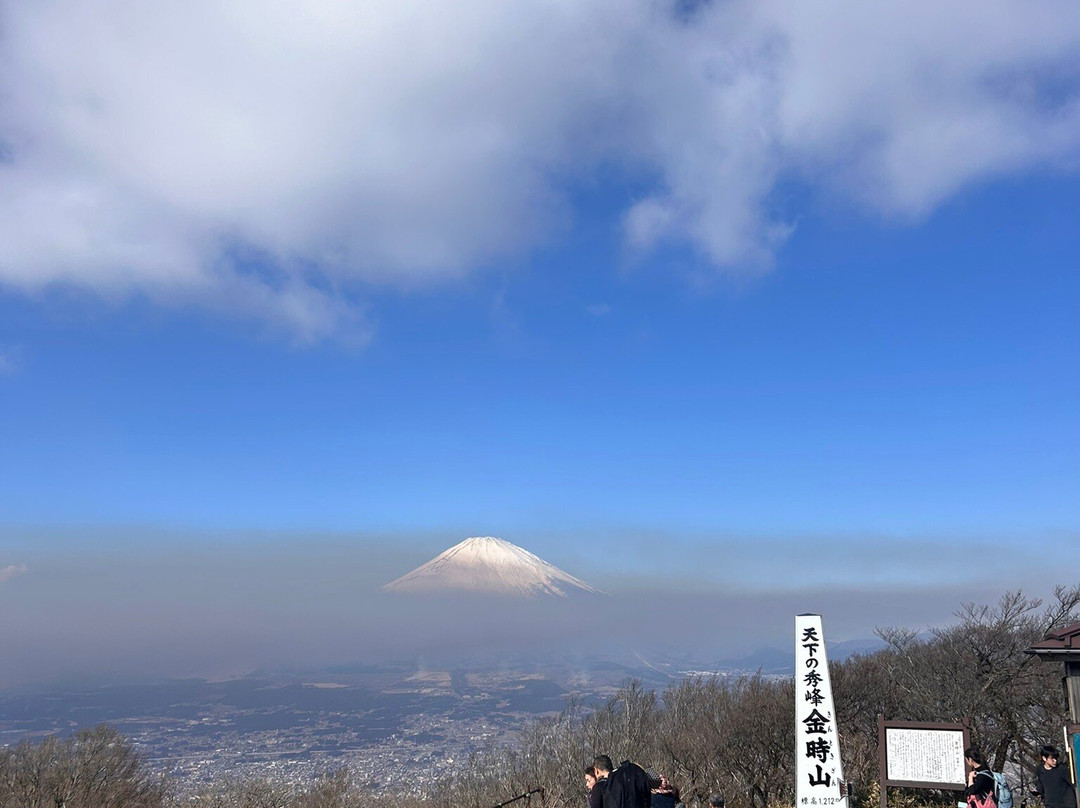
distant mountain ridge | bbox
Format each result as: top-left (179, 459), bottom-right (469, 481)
top-left (714, 637), bottom-right (888, 674)
top-left (382, 536), bottom-right (604, 598)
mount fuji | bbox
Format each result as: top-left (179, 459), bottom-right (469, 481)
top-left (382, 536), bottom-right (604, 598)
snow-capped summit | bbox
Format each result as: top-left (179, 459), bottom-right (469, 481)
top-left (382, 536), bottom-right (603, 598)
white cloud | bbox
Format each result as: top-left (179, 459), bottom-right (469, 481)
top-left (0, 564), bottom-right (28, 583)
top-left (0, 0), bottom-right (1077, 337)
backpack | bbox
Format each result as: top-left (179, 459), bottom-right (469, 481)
top-left (990, 771), bottom-right (1013, 808)
top-left (603, 762), bottom-right (655, 808)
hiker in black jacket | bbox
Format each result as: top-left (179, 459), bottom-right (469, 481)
top-left (1034, 745), bottom-right (1077, 808)
top-left (590, 756), bottom-right (612, 808)
top-left (603, 759), bottom-right (661, 808)
top-left (965, 747), bottom-right (997, 808)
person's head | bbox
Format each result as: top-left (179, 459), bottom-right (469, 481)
top-left (652, 775), bottom-right (678, 799)
top-left (593, 755), bottom-right (614, 778)
top-left (585, 766), bottom-right (597, 790)
top-left (709, 793), bottom-right (726, 808)
top-left (964, 747), bottom-right (985, 768)
top-left (1041, 746), bottom-right (1061, 768)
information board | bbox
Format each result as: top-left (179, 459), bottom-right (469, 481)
top-left (885, 727), bottom-right (966, 786)
top-left (877, 717), bottom-right (970, 798)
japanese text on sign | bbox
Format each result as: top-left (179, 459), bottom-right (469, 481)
top-left (795, 615), bottom-right (848, 808)
top-left (885, 728), bottom-right (966, 786)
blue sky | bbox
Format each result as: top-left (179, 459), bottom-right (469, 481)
top-left (3, 175), bottom-right (1077, 541)
top-left (1, 0), bottom-right (1079, 682)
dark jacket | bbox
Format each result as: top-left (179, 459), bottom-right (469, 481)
top-left (650, 794), bottom-right (677, 808)
top-left (966, 768), bottom-right (997, 806)
top-left (1037, 763), bottom-right (1077, 808)
top-left (590, 777), bottom-right (608, 808)
top-left (603, 761), bottom-right (660, 808)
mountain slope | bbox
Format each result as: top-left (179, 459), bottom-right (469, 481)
top-left (382, 536), bottom-right (603, 598)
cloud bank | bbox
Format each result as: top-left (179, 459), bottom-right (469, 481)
top-left (1, 0), bottom-right (1079, 336)
top-left (1, 528), bottom-right (1077, 687)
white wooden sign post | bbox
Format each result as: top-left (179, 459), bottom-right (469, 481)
top-left (795, 614), bottom-right (849, 808)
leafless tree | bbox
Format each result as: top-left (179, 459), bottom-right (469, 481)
top-left (878, 586), bottom-right (1080, 772)
top-left (0, 724), bottom-right (165, 808)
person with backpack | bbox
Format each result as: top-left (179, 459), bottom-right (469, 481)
top-left (977, 760), bottom-right (1014, 808)
top-left (966, 747), bottom-right (998, 808)
top-left (602, 759), bottom-right (661, 808)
